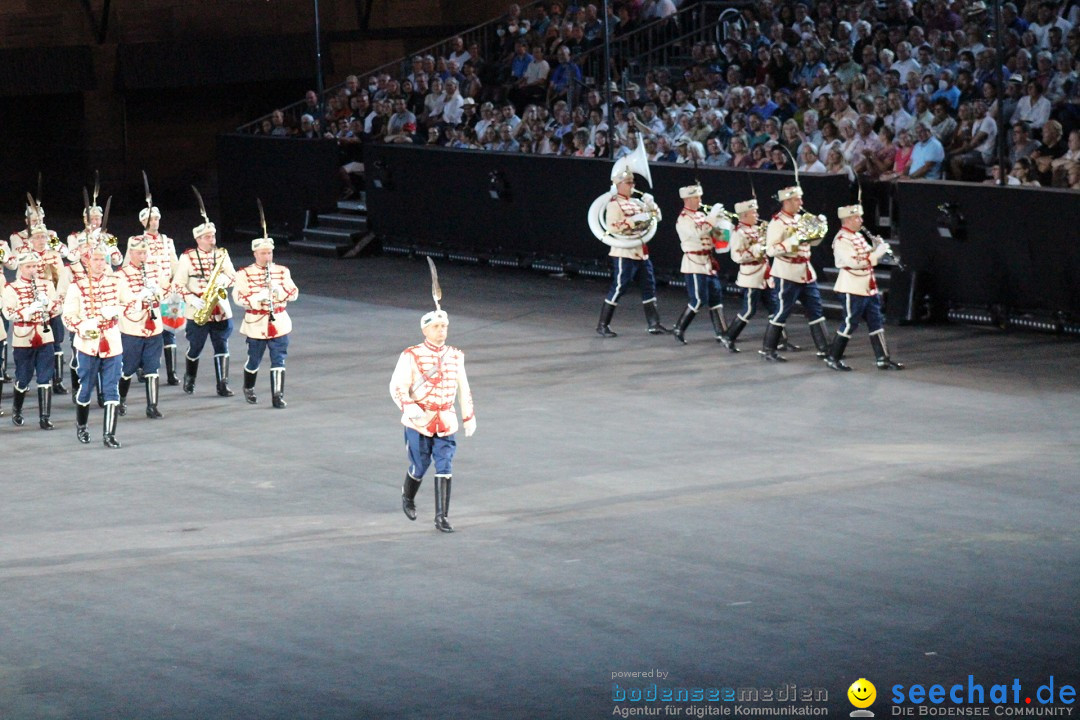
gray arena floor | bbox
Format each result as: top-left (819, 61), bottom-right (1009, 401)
top-left (2, 249), bottom-right (1078, 720)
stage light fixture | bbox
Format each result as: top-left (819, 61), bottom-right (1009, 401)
top-left (488, 170), bottom-right (509, 201)
top-left (935, 202), bottom-right (966, 241)
top-left (371, 160), bottom-right (392, 190)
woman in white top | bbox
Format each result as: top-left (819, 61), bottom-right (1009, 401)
top-left (838, 118), bottom-right (860, 164)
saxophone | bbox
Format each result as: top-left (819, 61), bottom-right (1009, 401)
top-left (192, 249), bottom-right (229, 325)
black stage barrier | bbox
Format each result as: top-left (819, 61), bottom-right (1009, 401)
top-left (217, 134), bottom-right (340, 241)
top-left (895, 180), bottom-right (1080, 316)
top-left (363, 144), bottom-right (851, 276)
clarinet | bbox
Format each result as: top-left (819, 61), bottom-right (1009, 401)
top-left (30, 275), bottom-right (50, 334)
top-left (265, 263), bottom-right (276, 323)
top-left (859, 229), bottom-right (907, 272)
top-left (142, 263), bottom-right (158, 320)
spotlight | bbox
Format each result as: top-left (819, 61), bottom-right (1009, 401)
top-left (935, 202), bottom-right (966, 241)
top-left (488, 170), bottom-right (510, 201)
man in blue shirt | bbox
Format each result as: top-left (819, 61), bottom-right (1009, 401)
top-left (547, 46), bottom-right (582, 105)
top-left (908, 122), bottom-right (946, 179)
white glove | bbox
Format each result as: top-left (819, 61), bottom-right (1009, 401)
top-left (708, 203), bottom-right (726, 218)
top-left (139, 287), bottom-right (156, 301)
top-left (188, 296), bottom-right (205, 311)
top-left (640, 193), bottom-right (655, 206)
top-left (871, 243), bottom-right (890, 261)
top-left (145, 283), bottom-right (160, 296)
top-left (78, 319), bottom-right (99, 337)
top-left (22, 302), bottom-right (44, 319)
top-left (404, 404), bottom-right (426, 422)
top-left (250, 289), bottom-right (271, 303)
top-left (463, 418), bottom-right (477, 438)
top-left (100, 305), bottom-right (121, 320)
top-left (628, 212), bottom-right (652, 224)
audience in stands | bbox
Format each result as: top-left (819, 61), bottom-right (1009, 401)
top-left (252, 0), bottom-right (1080, 191)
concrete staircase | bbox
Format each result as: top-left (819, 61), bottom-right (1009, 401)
top-left (290, 193), bottom-right (373, 257)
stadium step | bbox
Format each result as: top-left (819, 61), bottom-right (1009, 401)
top-left (293, 192), bottom-right (371, 258)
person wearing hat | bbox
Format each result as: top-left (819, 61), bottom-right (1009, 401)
top-left (718, 198), bottom-right (775, 352)
top-left (115, 237), bottom-right (168, 419)
top-left (67, 200), bottom-right (123, 268)
top-left (672, 184), bottom-right (731, 344)
top-left (128, 197), bottom-right (180, 385)
top-left (2, 252), bottom-right (59, 428)
top-left (824, 205), bottom-right (903, 371)
top-left (9, 195), bottom-right (49, 258)
top-left (27, 221), bottom-right (70, 396)
top-left (389, 305), bottom-right (476, 533)
top-left (62, 242), bottom-right (124, 447)
top-left (596, 167), bottom-right (670, 337)
top-left (62, 233), bottom-right (96, 396)
top-left (172, 216), bottom-right (237, 397)
top-left (762, 185), bottom-right (830, 361)
top-left (232, 235), bottom-right (299, 408)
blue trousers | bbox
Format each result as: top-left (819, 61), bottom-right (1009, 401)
top-left (76, 352), bottom-right (122, 404)
top-left (605, 257), bottom-right (658, 304)
top-left (121, 333), bottom-right (164, 378)
top-left (837, 293), bottom-right (885, 337)
top-left (14, 343), bottom-right (55, 389)
top-left (405, 427), bottom-right (457, 478)
top-left (684, 273), bottom-right (724, 312)
top-left (49, 315), bottom-right (65, 346)
top-left (245, 335), bottom-right (289, 372)
top-left (772, 278), bottom-right (824, 324)
top-left (186, 318), bottom-right (232, 359)
top-left (736, 286), bottom-right (779, 322)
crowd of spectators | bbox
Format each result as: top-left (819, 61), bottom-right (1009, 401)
top-left (252, 0), bottom-right (1080, 193)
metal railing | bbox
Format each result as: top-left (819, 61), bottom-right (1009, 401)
top-left (237, 0), bottom-right (547, 133)
top-left (574, 1), bottom-right (745, 90)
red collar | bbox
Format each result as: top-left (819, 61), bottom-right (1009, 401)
top-left (423, 340), bottom-right (445, 352)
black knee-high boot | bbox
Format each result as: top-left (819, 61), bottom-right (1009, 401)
top-left (434, 475), bottom-right (454, 533)
top-left (672, 307), bottom-right (696, 344)
top-left (719, 317), bottom-right (746, 352)
top-left (870, 331), bottom-right (904, 370)
top-left (824, 334), bottom-right (852, 371)
top-left (760, 322), bottom-right (787, 362)
top-left (401, 473), bottom-right (422, 520)
top-left (596, 302), bottom-right (617, 338)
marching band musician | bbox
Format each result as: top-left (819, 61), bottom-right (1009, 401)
top-left (719, 198), bottom-right (770, 352)
top-left (232, 233), bottom-right (299, 408)
top-left (63, 236), bottom-right (95, 396)
top-left (67, 196), bottom-right (123, 268)
top-left (26, 217), bottom-right (70, 395)
top-left (390, 265), bottom-right (476, 533)
top-left (671, 183), bottom-right (731, 344)
top-left (8, 194), bottom-right (46, 258)
top-left (115, 238), bottom-right (168, 418)
top-left (2, 253), bottom-right (57, 429)
top-left (761, 186), bottom-right (830, 362)
top-left (0, 271), bottom-right (7, 413)
top-left (824, 204), bottom-right (904, 371)
top-left (62, 242), bottom-right (124, 448)
top-left (172, 212), bottom-right (237, 397)
top-left (129, 186), bottom-right (181, 386)
top-left (595, 167), bottom-right (671, 338)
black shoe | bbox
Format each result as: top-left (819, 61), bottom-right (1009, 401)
top-left (103, 403), bottom-right (121, 449)
top-left (214, 355), bottom-right (234, 397)
top-left (117, 376), bottom-right (131, 416)
top-left (243, 369), bottom-right (258, 404)
top-left (52, 354), bottom-right (69, 394)
top-left (145, 375), bottom-right (164, 418)
top-left (760, 323), bottom-right (787, 362)
top-left (871, 332), bottom-right (905, 370)
top-left (183, 357), bottom-right (198, 394)
top-left (270, 368), bottom-right (287, 409)
top-left (809, 320), bottom-right (829, 358)
top-left (644, 301), bottom-right (671, 335)
top-left (38, 386), bottom-right (54, 430)
top-left (596, 302), bottom-right (617, 337)
top-left (164, 345), bottom-right (180, 385)
top-left (672, 306), bottom-right (696, 345)
top-left (434, 475), bottom-right (454, 533)
top-left (824, 334), bottom-right (852, 371)
top-left (719, 318), bottom-right (746, 352)
top-left (76, 403), bottom-right (91, 444)
top-left (709, 307), bottom-right (729, 343)
top-left (402, 473), bottom-right (422, 521)
top-left (11, 387), bottom-right (26, 426)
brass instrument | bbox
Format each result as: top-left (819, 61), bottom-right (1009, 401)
top-left (0, 245), bottom-right (5, 264)
top-left (192, 249), bottom-right (229, 325)
top-left (786, 212), bottom-right (829, 247)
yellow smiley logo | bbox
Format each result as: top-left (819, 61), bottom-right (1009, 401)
top-left (848, 678), bottom-right (876, 709)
